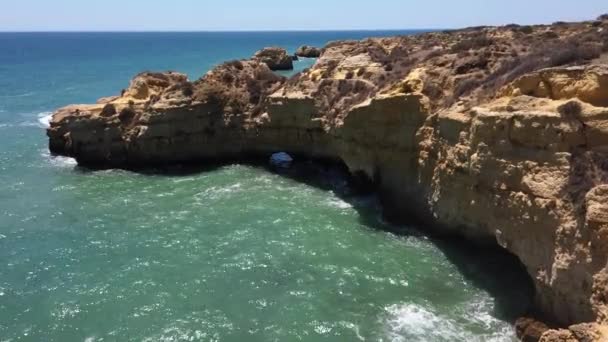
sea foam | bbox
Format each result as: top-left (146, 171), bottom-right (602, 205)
top-left (326, 197), bottom-right (353, 210)
top-left (383, 303), bottom-right (514, 342)
top-left (41, 150), bottom-right (77, 168)
top-left (0, 92), bottom-right (35, 98)
top-left (37, 111), bottom-right (53, 128)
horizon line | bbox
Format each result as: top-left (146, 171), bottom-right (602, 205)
top-left (0, 18), bottom-right (584, 33)
top-left (0, 28), bottom-right (441, 34)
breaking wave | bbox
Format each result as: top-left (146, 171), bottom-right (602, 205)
top-left (37, 111), bottom-right (53, 128)
top-left (383, 303), bottom-right (515, 342)
top-left (41, 150), bottom-right (77, 168)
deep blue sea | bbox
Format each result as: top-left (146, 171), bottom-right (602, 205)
top-left (0, 31), bottom-right (425, 111)
top-left (0, 31), bottom-right (531, 341)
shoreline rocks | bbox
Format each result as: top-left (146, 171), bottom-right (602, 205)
top-left (47, 18), bottom-right (608, 339)
top-left (516, 318), bottom-right (608, 342)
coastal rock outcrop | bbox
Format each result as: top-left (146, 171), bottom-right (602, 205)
top-left (47, 19), bottom-right (608, 340)
top-left (517, 317), bottom-right (608, 341)
top-left (253, 47), bottom-right (294, 70)
top-left (295, 45), bottom-right (322, 58)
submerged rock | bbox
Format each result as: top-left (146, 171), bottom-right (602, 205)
top-left (253, 47), bottom-right (294, 71)
top-left (46, 18), bottom-right (608, 334)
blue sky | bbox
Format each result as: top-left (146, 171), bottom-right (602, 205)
top-left (1, 0), bottom-right (606, 31)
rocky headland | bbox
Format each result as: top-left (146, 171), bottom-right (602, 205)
top-left (47, 18), bottom-right (608, 341)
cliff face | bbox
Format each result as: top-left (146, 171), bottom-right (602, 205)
top-left (47, 19), bottom-right (608, 339)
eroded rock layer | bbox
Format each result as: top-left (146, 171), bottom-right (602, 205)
top-left (47, 19), bottom-right (608, 340)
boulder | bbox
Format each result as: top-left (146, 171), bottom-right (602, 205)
top-left (123, 71), bottom-right (188, 101)
top-left (253, 47), bottom-right (294, 71)
top-left (516, 317), bottom-right (550, 342)
top-left (295, 45), bottom-right (322, 58)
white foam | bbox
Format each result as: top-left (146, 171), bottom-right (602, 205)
top-left (10, 111), bottom-right (53, 128)
top-left (194, 183), bottom-right (243, 201)
top-left (326, 197), bottom-right (353, 210)
top-left (0, 92), bottom-right (35, 98)
top-left (384, 304), bottom-right (447, 341)
top-left (52, 155), bottom-right (77, 167)
top-left (171, 176), bottom-right (198, 184)
top-left (37, 111), bottom-right (53, 128)
top-left (383, 303), bottom-right (514, 342)
top-left (41, 150), bottom-right (77, 168)
top-left (51, 302), bottom-right (81, 319)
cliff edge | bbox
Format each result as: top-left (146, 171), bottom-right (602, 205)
top-left (47, 19), bottom-right (608, 340)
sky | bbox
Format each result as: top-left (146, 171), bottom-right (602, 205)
top-left (0, 0), bottom-right (606, 31)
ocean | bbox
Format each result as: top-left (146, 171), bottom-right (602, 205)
top-left (0, 31), bottom-right (531, 341)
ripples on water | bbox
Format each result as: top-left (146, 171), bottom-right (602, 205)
top-left (0, 31), bottom-right (532, 341)
top-left (0, 146), bottom-right (532, 341)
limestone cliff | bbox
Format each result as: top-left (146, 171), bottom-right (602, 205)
top-left (47, 18), bottom-right (608, 340)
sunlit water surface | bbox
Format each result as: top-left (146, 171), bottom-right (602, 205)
top-left (0, 31), bottom-right (531, 341)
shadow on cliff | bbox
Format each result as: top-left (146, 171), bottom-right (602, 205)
top-left (75, 156), bottom-right (535, 324)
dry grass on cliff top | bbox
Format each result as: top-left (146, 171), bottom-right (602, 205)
top-left (122, 17), bottom-right (608, 123)
top-left (279, 18), bottom-right (608, 116)
top-left (411, 19), bottom-right (608, 108)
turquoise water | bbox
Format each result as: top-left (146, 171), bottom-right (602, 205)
top-left (0, 32), bottom-right (531, 341)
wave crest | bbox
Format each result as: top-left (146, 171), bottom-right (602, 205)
top-left (37, 111), bottom-right (53, 128)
